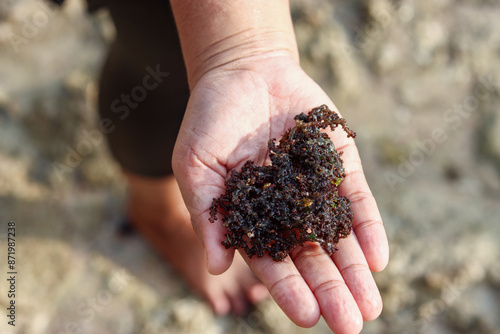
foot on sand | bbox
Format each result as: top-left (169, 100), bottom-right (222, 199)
top-left (124, 172), bottom-right (269, 315)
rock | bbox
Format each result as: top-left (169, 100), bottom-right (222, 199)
top-left (482, 107), bottom-right (500, 167)
top-left (374, 42), bottom-right (402, 73)
top-left (487, 262), bottom-right (500, 286)
top-left (170, 299), bottom-right (219, 334)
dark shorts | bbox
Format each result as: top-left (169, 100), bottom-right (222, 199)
top-left (92, 0), bottom-right (189, 177)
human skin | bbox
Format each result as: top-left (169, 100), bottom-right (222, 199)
top-left (170, 1), bottom-right (389, 333)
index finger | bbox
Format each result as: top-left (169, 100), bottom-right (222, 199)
top-left (242, 253), bottom-right (321, 328)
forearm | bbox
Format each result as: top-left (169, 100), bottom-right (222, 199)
top-left (170, 0), bottom-right (299, 88)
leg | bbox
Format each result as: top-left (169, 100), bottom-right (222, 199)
top-left (95, 0), bottom-right (268, 314)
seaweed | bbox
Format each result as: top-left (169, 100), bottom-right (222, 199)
top-left (209, 105), bottom-right (356, 261)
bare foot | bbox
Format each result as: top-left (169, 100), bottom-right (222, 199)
top-left (124, 171), bottom-right (269, 315)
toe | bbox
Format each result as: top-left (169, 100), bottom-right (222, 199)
top-left (247, 284), bottom-right (270, 303)
top-left (204, 284), bottom-right (231, 316)
top-left (227, 289), bottom-right (248, 316)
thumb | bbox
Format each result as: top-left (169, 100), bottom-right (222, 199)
top-left (173, 149), bottom-right (234, 275)
top-left (193, 209), bottom-right (235, 275)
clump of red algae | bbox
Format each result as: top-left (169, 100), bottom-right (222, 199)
top-left (209, 105), bottom-right (356, 261)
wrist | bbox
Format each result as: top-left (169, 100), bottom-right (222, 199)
top-left (192, 29), bottom-right (298, 87)
top-left (170, 0), bottom-right (299, 88)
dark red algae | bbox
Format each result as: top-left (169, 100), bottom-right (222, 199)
top-left (209, 105), bottom-right (357, 261)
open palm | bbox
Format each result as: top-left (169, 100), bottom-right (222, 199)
top-left (173, 56), bottom-right (388, 334)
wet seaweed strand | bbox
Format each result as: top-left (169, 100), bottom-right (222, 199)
top-left (209, 105), bottom-right (356, 261)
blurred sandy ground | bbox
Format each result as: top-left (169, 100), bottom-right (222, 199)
top-left (0, 0), bottom-right (499, 333)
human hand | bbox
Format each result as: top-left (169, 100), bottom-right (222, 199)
top-left (172, 55), bottom-right (389, 334)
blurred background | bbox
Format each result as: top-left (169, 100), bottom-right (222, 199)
top-left (0, 0), bottom-right (499, 333)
